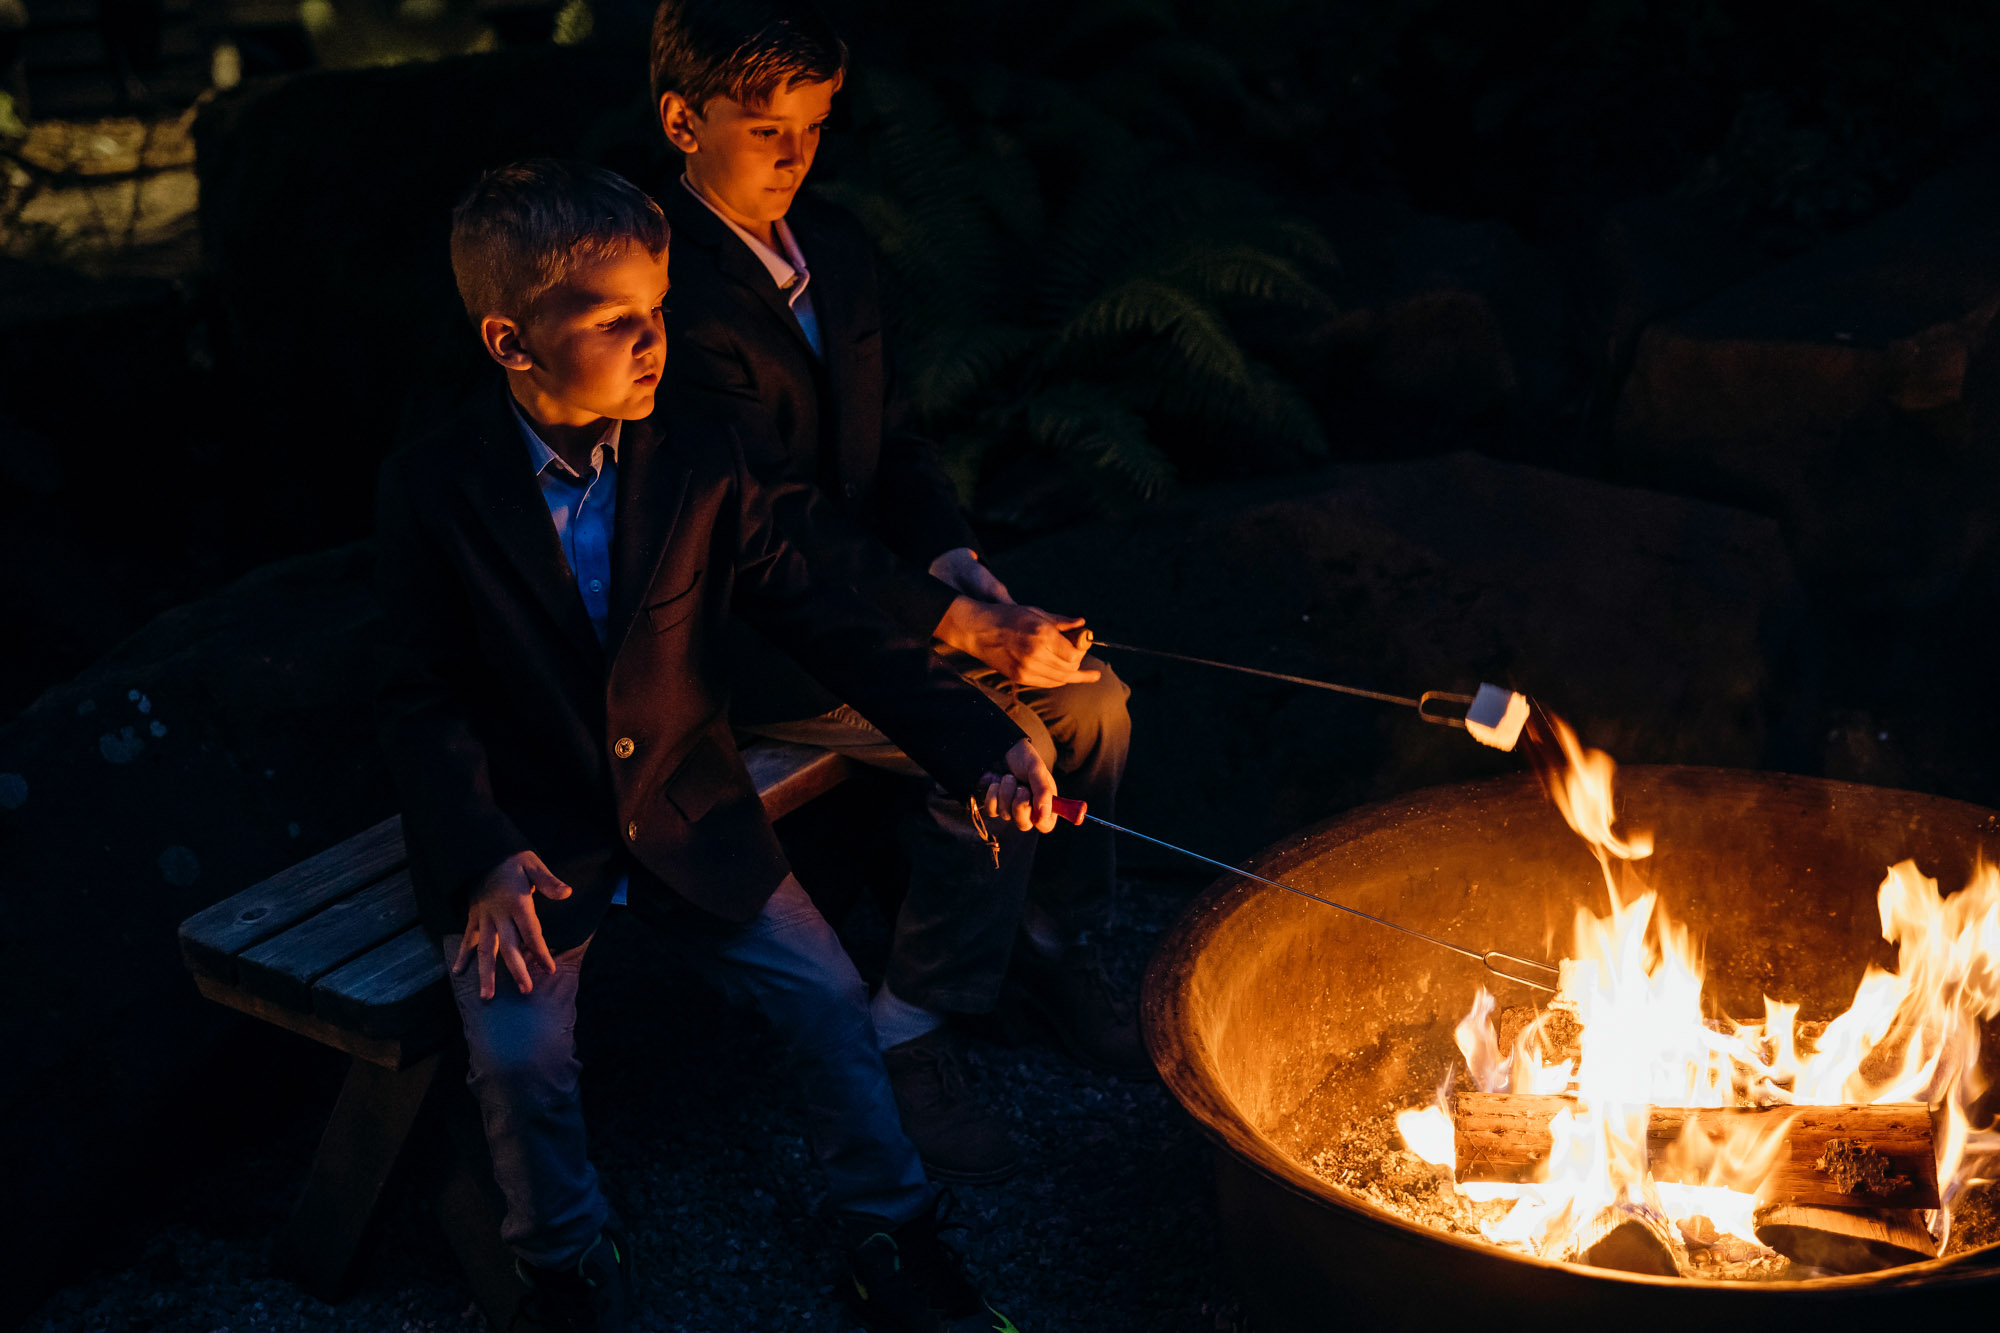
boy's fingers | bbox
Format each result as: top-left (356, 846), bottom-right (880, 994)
top-left (452, 928), bottom-right (478, 976)
top-left (477, 931), bottom-right (497, 1001)
top-left (517, 901), bottom-right (559, 975)
top-left (535, 872), bottom-right (573, 901)
top-left (499, 922), bottom-right (534, 994)
top-left (503, 942), bottom-right (535, 995)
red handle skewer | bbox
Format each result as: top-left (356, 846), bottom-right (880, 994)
top-left (1052, 796), bottom-right (1088, 825)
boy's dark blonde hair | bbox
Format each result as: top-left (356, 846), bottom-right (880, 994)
top-left (449, 159), bottom-right (670, 325)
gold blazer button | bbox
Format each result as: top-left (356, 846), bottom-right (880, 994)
top-left (613, 737), bottom-right (635, 759)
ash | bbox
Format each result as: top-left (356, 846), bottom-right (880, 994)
top-left (1305, 1114), bottom-right (1510, 1241)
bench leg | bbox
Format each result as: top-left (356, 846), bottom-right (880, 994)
top-left (434, 1084), bottom-right (527, 1332)
top-left (271, 1051), bottom-right (444, 1300)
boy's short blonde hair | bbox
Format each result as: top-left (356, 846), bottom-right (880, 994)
top-left (449, 159), bottom-right (671, 325)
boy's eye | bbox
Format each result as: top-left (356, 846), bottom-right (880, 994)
top-left (598, 316), bottom-right (624, 329)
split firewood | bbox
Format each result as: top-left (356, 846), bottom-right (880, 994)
top-left (1752, 1203), bottom-right (1938, 1273)
top-left (1564, 1196), bottom-right (1682, 1277)
top-left (1452, 1093), bottom-right (1938, 1209)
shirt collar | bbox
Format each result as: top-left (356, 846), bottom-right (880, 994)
top-left (681, 175), bottom-right (810, 295)
top-left (509, 394), bottom-right (621, 479)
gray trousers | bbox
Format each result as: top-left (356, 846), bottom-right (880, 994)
top-left (745, 651), bottom-right (1131, 1014)
top-left (446, 874), bottom-right (931, 1269)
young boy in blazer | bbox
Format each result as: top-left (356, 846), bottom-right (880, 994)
top-left (649, 0), bottom-right (1143, 1186)
top-left (375, 158), bottom-right (1049, 1333)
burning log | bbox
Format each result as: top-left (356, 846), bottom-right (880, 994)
top-left (1452, 1093), bottom-right (1939, 1209)
top-left (1564, 1195), bottom-right (1682, 1276)
top-left (1752, 1203), bottom-right (1938, 1273)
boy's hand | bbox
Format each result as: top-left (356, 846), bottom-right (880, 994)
top-left (980, 738), bottom-right (1059, 833)
top-left (937, 598), bottom-right (1102, 689)
top-left (928, 546), bottom-right (1013, 604)
top-left (454, 850), bottom-right (574, 1001)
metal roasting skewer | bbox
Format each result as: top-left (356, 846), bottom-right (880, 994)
top-left (1086, 638), bottom-right (1478, 730)
top-left (1038, 799), bottom-right (1559, 992)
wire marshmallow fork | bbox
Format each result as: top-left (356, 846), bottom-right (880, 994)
top-left (1046, 797), bottom-right (1560, 993)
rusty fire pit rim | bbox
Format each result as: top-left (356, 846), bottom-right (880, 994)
top-left (1140, 764), bottom-right (2000, 1292)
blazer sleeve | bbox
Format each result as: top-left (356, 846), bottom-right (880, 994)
top-left (373, 454), bottom-right (531, 924)
top-left (719, 431), bottom-right (1023, 797)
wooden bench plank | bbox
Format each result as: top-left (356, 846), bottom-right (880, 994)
top-left (748, 741), bottom-right (853, 822)
top-left (314, 927), bottom-right (451, 1041)
top-left (179, 816), bottom-right (408, 981)
top-left (236, 872), bottom-right (422, 1011)
top-left (195, 974), bottom-right (414, 1068)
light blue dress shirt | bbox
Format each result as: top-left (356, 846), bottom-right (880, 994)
top-left (511, 399), bottom-right (620, 645)
top-left (511, 399), bottom-right (631, 904)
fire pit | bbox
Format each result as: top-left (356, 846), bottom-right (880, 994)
top-left (1143, 767), bottom-right (2000, 1327)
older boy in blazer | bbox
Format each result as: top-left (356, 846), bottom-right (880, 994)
top-left (650, 0), bottom-right (1142, 1187)
top-left (378, 159), bottom-right (1045, 1333)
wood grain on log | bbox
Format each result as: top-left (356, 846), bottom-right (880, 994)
top-left (1453, 1093), bottom-right (1938, 1209)
top-left (1565, 1199), bottom-right (1682, 1276)
top-left (1753, 1203), bottom-right (1937, 1273)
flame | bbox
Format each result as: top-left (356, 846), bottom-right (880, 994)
top-left (1393, 713), bottom-right (2000, 1270)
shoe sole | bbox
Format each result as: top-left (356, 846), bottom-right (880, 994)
top-left (918, 1152), bottom-right (1023, 1185)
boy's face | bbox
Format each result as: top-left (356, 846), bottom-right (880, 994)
top-left (482, 240), bottom-right (671, 424)
top-left (660, 75), bottom-right (840, 232)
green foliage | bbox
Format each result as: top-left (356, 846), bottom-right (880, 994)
top-left (815, 57), bottom-right (1340, 525)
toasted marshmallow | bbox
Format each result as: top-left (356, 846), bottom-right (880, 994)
top-left (1464, 683), bottom-right (1529, 751)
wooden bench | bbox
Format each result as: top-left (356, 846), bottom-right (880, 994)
top-left (178, 739), bottom-right (852, 1326)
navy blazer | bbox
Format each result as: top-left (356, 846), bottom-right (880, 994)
top-left (373, 384), bottom-right (1022, 951)
top-left (660, 184), bottom-right (977, 721)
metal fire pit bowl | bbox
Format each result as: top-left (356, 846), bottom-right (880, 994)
top-left (1143, 767), bottom-right (2000, 1329)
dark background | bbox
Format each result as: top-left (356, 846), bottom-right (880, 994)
top-left (5, 0), bottom-right (2000, 1327)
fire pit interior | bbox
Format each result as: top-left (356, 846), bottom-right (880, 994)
top-left (1144, 766), bottom-right (2000, 1328)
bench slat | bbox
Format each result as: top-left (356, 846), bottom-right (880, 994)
top-left (314, 927), bottom-right (451, 1041)
top-left (235, 871), bottom-right (423, 1011)
top-left (747, 742), bottom-right (853, 822)
top-left (179, 816), bottom-right (408, 980)
top-left (184, 741), bottom-right (854, 1059)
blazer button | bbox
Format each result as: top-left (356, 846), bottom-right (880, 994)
top-left (842, 482), bottom-right (860, 499)
top-left (613, 737), bottom-right (635, 759)
top-left (626, 821), bottom-right (639, 841)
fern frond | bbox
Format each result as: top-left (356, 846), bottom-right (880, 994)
top-left (1159, 243), bottom-right (1336, 312)
top-left (1018, 386), bottom-right (1177, 498)
top-left (1055, 277), bottom-right (1251, 388)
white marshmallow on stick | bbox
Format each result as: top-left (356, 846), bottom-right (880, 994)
top-left (1464, 683), bottom-right (1530, 751)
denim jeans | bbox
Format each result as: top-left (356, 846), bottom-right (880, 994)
top-left (745, 651), bottom-right (1132, 1013)
top-left (445, 873), bottom-right (931, 1269)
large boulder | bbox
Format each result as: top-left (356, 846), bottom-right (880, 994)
top-left (0, 542), bottom-right (393, 1320)
top-left (1613, 154), bottom-right (2000, 639)
top-left (995, 452), bottom-right (1813, 865)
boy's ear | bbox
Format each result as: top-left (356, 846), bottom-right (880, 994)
top-left (659, 91), bottom-right (701, 154)
top-left (479, 315), bottom-right (535, 371)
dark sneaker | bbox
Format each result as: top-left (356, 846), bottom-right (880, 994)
top-left (882, 1026), bottom-right (1021, 1184)
top-left (510, 1226), bottom-right (634, 1333)
top-left (843, 1193), bottom-right (1021, 1333)
top-left (1008, 935), bottom-right (1152, 1079)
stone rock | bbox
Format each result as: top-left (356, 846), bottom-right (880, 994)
top-left (995, 452), bottom-right (1812, 866)
top-left (0, 541), bottom-right (393, 1314)
top-left (1613, 155), bottom-right (2000, 624)
top-left (1308, 192), bottom-right (1569, 423)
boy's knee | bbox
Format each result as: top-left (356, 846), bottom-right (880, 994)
top-left (463, 1008), bottom-right (577, 1094)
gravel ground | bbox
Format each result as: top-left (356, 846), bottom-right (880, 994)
top-left (23, 870), bottom-right (1247, 1333)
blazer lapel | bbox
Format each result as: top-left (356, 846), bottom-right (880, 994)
top-left (785, 208), bottom-right (864, 472)
top-left (668, 184), bottom-right (819, 360)
top-left (605, 411), bottom-right (692, 661)
top-left (455, 389), bottom-right (605, 671)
